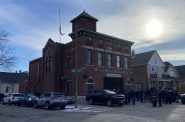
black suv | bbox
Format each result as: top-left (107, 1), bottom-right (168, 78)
top-left (181, 93), bottom-right (185, 104)
top-left (0, 94), bottom-right (4, 102)
top-left (86, 89), bottom-right (125, 107)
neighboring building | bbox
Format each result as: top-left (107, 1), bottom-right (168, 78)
top-left (132, 50), bottom-right (177, 90)
top-left (164, 62), bottom-right (179, 78)
top-left (28, 11), bottom-right (134, 96)
top-left (175, 65), bottom-right (185, 93)
top-left (0, 72), bottom-right (28, 94)
top-left (163, 62), bottom-right (179, 89)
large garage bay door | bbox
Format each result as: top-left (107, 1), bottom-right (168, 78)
top-left (104, 77), bottom-right (124, 91)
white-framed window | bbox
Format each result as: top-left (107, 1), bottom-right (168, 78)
top-left (98, 51), bottom-right (103, 66)
top-left (116, 55), bottom-right (121, 68)
top-left (45, 60), bottom-right (52, 73)
top-left (87, 49), bottom-right (93, 65)
top-left (125, 57), bottom-right (129, 69)
top-left (107, 53), bottom-right (112, 67)
top-left (67, 57), bottom-right (72, 69)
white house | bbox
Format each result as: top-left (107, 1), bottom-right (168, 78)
top-left (133, 50), bottom-right (177, 90)
top-left (0, 72), bottom-right (28, 94)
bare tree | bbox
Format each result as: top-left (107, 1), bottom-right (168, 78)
top-left (0, 29), bottom-right (17, 71)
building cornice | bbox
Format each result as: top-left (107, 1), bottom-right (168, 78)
top-left (69, 29), bottom-right (134, 47)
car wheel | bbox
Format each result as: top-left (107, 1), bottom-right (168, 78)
top-left (119, 103), bottom-right (123, 106)
top-left (107, 100), bottom-right (112, 107)
top-left (181, 100), bottom-right (185, 104)
top-left (8, 100), bottom-right (11, 105)
top-left (34, 102), bottom-right (38, 109)
top-left (60, 106), bottom-right (65, 110)
top-left (88, 98), bottom-right (94, 105)
top-left (46, 102), bottom-right (50, 110)
top-left (2, 100), bottom-right (5, 105)
top-left (17, 102), bottom-right (21, 106)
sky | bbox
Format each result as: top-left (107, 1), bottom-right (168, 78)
top-left (0, 0), bottom-right (185, 72)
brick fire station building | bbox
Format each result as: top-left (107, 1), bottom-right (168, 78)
top-left (28, 11), bottom-right (134, 96)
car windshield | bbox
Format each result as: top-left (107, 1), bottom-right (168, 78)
top-left (104, 90), bottom-right (116, 94)
top-left (28, 95), bottom-right (38, 98)
top-left (13, 94), bottom-right (24, 97)
top-left (53, 93), bottom-right (64, 97)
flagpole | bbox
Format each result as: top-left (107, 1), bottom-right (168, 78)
top-left (59, 8), bottom-right (61, 42)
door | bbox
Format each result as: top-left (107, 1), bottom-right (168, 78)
top-left (104, 77), bottom-right (124, 91)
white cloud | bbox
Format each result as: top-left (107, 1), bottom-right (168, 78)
top-left (11, 25), bottom-right (72, 52)
top-left (1, 0), bottom-right (185, 69)
top-left (88, 0), bottom-right (185, 49)
top-left (161, 53), bottom-right (185, 62)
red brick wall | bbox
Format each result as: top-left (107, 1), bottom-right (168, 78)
top-left (133, 65), bottom-right (148, 90)
top-left (19, 81), bottom-right (28, 94)
top-left (65, 35), bottom-right (133, 95)
top-left (28, 58), bottom-right (43, 94)
top-left (72, 18), bottom-right (96, 32)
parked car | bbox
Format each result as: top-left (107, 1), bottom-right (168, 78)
top-left (180, 93), bottom-right (185, 104)
top-left (2, 93), bottom-right (25, 105)
top-left (86, 89), bottom-right (125, 107)
top-left (60, 93), bottom-right (74, 104)
top-left (34, 92), bottom-right (67, 110)
top-left (65, 96), bottom-right (75, 104)
top-left (0, 93), bottom-right (5, 102)
top-left (17, 94), bottom-right (39, 107)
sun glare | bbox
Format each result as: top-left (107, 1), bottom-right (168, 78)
top-left (146, 19), bottom-right (163, 38)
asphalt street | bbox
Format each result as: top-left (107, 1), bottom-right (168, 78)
top-left (0, 102), bottom-right (185, 122)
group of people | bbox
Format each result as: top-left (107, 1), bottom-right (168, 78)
top-left (117, 88), bottom-right (179, 107)
top-left (150, 88), bottom-right (179, 107)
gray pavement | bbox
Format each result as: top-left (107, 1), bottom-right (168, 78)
top-left (0, 102), bottom-right (185, 122)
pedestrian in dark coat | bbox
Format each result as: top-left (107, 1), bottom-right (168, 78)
top-left (130, 90), bottom-right (136, 105)
top-left (158, 90), bottom-right (162, 107)
top-left (151, 88), bottom-right (158, 107)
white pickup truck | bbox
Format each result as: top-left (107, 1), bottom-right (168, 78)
top-left (2, 93), bottom-right (25, 105)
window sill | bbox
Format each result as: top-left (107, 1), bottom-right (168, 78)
top-left (97, 65), bottom-right (105, 68)
top-left (116, 67), bottom-right (123, 69)
top-left (85, 64), bottom-right (95, 66)
top-left (107, 67), bottom-right (114, 69)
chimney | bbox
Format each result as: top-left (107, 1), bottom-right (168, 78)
top-left (19, 70), bottom-right (21, 73)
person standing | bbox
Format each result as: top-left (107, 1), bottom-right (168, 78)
top-left (151, 88), bottom-right (158, 107)
top-left (158, 90), bottom-right (162, 107)
top-left (131, 90), bottom-right (136, 105)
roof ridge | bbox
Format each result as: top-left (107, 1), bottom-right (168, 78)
top-left (71, 11), bottom-right (98, 22)
top-left (135, 50), bottom-right (156, 55)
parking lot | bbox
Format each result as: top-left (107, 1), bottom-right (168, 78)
top-left (0, 102), bottom-right (185, 122)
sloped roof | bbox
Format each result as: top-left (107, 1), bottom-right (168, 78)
top-left (133, 50), bottom-right (156, 66)
top-left (71, 11), bottom-right (98, 22)
top-left (0, 72), bottom-right (28, 83)
top-left (175, 65), bottom-right (185, 78)
top-left (164, 62), bottom-right (173, 72)
top-left (43, 38), bottom-right (55, 49)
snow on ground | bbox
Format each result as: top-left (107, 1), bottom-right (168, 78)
top-left (63, 105), bottom-right (103, 112)
top-left (86, 102), bottom-right (185, 122)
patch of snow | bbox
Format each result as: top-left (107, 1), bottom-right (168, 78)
top-left (63, 105), bottom-right (102, 112)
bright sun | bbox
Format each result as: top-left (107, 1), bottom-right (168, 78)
top-left (146, 19), bottom-right (163, 38)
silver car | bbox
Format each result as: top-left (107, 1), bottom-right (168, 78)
top-left (34, 92), bottom-right (67, 110)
